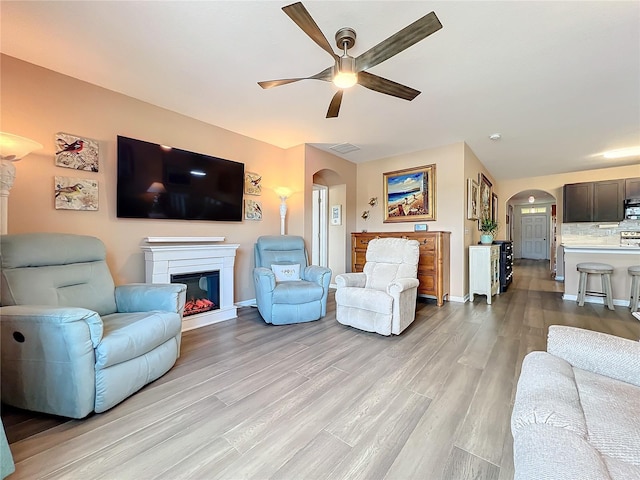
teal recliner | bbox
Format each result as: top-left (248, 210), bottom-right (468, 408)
top-left (253, 235), bottom-right (331, 325)
top-left (0, 233), bottom-right (187, 419)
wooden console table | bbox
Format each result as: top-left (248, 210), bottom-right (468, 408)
top-left (350, 231), bottom-right (451, 306)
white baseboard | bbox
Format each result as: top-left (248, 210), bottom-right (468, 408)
top-left (448, 295), bottom-right (467, 303)
top-left (562, 294), bottom-right (630, 307)
top-left (235, 298), bottom-right (257, 307)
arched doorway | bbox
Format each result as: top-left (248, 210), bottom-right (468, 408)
top-left (312, 169), bottom-right (347, 283)
top-left (507, 189), bottom-right (557, 274)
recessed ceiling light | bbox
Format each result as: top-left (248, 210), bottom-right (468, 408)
top-left (603, 146), bottom-right (640, 159)
top-left (489, 133), bottom-right (502, 141)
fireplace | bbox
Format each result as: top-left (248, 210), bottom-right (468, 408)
top-left (171, 270), bottom-right (220, 317)
top-left (141, 237), bottom-right (239, 331)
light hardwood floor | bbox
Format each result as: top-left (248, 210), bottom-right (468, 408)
top-left (3, 260), bottom-right (640, 480)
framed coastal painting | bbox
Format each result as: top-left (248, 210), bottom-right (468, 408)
top-left (383, 164), bottom-right (436, 223)
top-left (467, 178), bottom-right (479, 220)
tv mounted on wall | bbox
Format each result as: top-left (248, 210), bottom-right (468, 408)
top-left (117, 135), bottom-right (244, 221)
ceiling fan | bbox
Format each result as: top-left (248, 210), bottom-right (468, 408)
top-left (258, 2), bottom-right (443, 118)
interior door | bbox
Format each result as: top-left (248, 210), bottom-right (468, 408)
top-left (521, 215), bottom-right (547, 259)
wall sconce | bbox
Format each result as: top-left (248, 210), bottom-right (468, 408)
top-left (368, 197), bottom-right (378, 207)
top-left (274, 186), bottom-right (292, 235)
top-left (361, 210), bottom-right (370, 220)
top-left (528, 195), bottom-right (535, 204)
top-left (0, 132), bottom-right (43, 235)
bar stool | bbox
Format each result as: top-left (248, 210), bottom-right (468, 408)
top-left (576, 262), bottom-right (614, 310)
top-left (629, 265), bottom-right (640, 313)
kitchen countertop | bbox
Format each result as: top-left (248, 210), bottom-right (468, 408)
top-left (562, 245), bottom-right (640, 254)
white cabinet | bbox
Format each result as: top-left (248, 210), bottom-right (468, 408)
top-left (469, 245), bottom-right (500, 304)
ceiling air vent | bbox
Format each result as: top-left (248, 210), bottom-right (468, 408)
top-left (329, 143), bottom-right (360, 154)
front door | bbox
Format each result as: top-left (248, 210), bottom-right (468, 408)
top-left (521, 215), bottom-right (547, 259)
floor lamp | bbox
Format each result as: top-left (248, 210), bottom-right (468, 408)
top-left (0, 132), bottom-right (43, 235)
top-left (274, 187), bottom-right (292, 235)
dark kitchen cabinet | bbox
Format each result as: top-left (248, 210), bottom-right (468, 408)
top-left (563, 182), bottom-right (592, 222)
top-left (564, 180), bottom-right (624, 222)
top-left (626, 177), bottom-right (640, 199)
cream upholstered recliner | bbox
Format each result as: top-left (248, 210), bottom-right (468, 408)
top-left (0, 233), bottom-right (187, 419)
top-left (335, 237), bottom-right (420, 336)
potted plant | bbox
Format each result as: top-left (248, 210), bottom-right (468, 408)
top-left (479, 217), bottom-right (498, 244)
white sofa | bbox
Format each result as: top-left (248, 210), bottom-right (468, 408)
top-left (511, 326), bottom-right (640, 480)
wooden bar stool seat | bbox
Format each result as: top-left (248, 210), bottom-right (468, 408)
top-left (576, 262), bottom-right (614, 310)
top-left (629, 265), bottom-right (640, 314)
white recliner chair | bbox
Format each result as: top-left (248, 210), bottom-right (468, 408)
top-left (335, 237), bottom-right (420, 336)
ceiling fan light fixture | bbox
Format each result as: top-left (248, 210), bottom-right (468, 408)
top-left (333, 71), bottom-right (358, 89)
top-left (333, 56), bottom-right (357, 89)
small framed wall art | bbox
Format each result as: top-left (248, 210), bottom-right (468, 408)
top-left (55, 132), bottom-right (99, 172)
top-left (467, 178), bottom-right (479, 220)
top-left (244, 172), bottom-right (262, 196)
top-left (331, 205), bottom-right (342, 225)
top-left (244, 198), bottom-right (262, 220)
top-left (54, 176), bottom-right (98, 210)
top-left (492, 192), bottom-right (499, 223)
top-left (478, 172), bottom-right (492, 223)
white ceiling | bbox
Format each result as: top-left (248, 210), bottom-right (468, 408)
top-left (2, 1), bottom-right (639, 180)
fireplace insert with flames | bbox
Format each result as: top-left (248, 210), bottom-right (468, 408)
top-left (171, 270), bottom-right (220, 317)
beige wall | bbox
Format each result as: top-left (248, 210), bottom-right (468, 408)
top-left (304, 145), bottom-right (357, 276)
top-left (1, 55), bottom-right (307, 302)
top-left (355, 142), bottom-right (472, 301)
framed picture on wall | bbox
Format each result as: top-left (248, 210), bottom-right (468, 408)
top-left (244, 199), bottom-right (262, 220)
top-left (331, 205), bottom-right (342, 225)
top-left (478, 172), bottom-right (492, 223)
top-left (467, 178), bottom-right (479, 220)
top-left (244, 172), bottom-right (261, 196)
top-left (55, 132), bottom-right (99, 172)
top-left (492, 192), bottom-right (499, 223)
top-left (54, 176), bottom-right (98, 210)
top-left (383, 164), bottom-right (436, 222)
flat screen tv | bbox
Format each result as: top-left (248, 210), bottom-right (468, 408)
top-left (117, 135), bottom-right (244, 221)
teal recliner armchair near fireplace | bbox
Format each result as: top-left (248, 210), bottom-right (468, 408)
top-left (253, 235), bottom-right (331, 325)
top-left (0, 233), bottom-right (187, 419)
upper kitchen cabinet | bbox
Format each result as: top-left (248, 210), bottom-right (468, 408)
top-left (626, 177), bottom-right (640, 199)
top-left (563, 182), bottom-right (592, 222)
top-left (564, 179), bottom-right (624, 222)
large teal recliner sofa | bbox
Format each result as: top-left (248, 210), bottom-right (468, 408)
top-left (0, 233), bottom-right (187, 419)
top-left (253, 235), bottom-right (331, 325)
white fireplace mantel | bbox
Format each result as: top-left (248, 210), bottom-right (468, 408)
top-left (141, 237), bottom-right (240, 331)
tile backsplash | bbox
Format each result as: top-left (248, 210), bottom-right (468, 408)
top-left (561, 220), bottom-right (640, 245)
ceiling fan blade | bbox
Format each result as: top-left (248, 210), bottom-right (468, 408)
top-left (326, 90), bottom-right (344, 118)
top-left (258, 66), bottom-right (333, 89)
top-left (357, 71), bottom-right (420, 101)
top-left (355, 11), bottom-right (442, 72)
top-left (258, 78), bottom-right (305, 89)
top-left (283, 2), bottom-right (338, 60)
